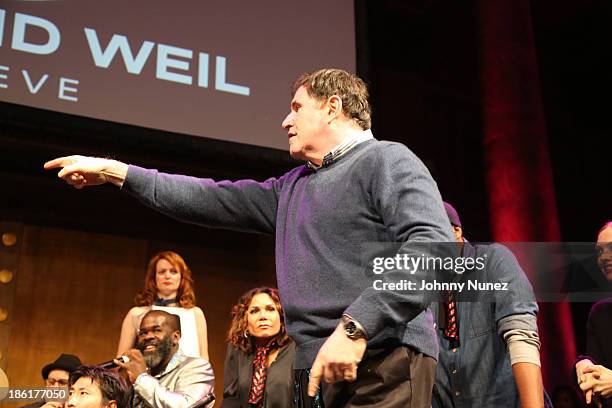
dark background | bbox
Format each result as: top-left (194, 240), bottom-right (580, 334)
top-left (0, 0), bottom-right (610, 394)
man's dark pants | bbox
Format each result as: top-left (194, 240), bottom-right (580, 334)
top-left (294, 346), bottom-right (436, 408)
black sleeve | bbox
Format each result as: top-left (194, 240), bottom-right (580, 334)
top-left (585, 303), bottom-right (605, 364)
top-left (221, 344), bottom-right (242, 408)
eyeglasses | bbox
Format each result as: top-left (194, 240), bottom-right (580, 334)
top-left (46, 378), bottom-right (69, 387)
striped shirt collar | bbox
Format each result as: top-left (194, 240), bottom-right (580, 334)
top-left (306, 128), bottom-right (374, 170)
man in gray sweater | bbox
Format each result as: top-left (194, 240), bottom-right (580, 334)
top-left (45, 68), bottom-right (454, 407)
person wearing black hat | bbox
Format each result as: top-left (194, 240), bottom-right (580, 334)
top-left (21, 353), bottom-right (82, 408)
top-left (431, 202), bottom-right (544, 408)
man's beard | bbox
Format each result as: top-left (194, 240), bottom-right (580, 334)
top-left (137, 335), bottom-right (173, 370)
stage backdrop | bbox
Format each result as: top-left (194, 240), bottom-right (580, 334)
top-left (0, 1), bottom-right (356, 150)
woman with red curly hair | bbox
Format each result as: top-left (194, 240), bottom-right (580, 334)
top-left (222, 287), bottom-right (295, 408)
top-left (116, 251), bottom-right (209, 360)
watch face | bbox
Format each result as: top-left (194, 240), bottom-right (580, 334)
top-left (345, 321), bottom-right (357, 335)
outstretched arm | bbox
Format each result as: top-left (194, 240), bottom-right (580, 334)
top-left (44, 155), bottom-right (128, 188)
top-left (45, 155), bottom-right (280, 234)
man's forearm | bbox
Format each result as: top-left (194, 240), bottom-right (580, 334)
top-left (513, 362), bottom-right (544, 408)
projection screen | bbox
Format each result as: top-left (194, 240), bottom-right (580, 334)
top-left (0, 1), bottom-right (356, 150)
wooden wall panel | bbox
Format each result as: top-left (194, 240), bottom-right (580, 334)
top-left (2, 226), bottom-right (146, 408)
top-left (0, 221), bottom-right (24, 405)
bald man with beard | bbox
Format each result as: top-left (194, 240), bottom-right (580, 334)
top-left (115, 310), bottom-right (215, 408)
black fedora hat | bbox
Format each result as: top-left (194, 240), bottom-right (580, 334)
top-left (41, 353), bottom-right (82, 379)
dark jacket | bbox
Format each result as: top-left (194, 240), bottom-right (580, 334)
top-left (221, 341), bottom-right (295, 408)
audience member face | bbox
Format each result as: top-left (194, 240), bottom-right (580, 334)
top-left (46, 369), bottom-right (70, 388)
top-left (136, 314), bottom-right (177, 369)
top-left (67, 377), bottom-right (112, 408)
top-left (155, 258), bottom-right (181, 298)
top-left (247, 293), bottom-right (281, 343)
top-left (596, 226), bottom-right (612, 281)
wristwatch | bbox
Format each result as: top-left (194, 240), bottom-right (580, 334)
top-left (342, 315), bottom-right (367, 340)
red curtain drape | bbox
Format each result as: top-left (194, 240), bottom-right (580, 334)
top-left (478, 0), bottom-right (576, 391)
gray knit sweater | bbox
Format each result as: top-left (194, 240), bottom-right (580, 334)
top-left (123, 139), bottom-right (454, 368)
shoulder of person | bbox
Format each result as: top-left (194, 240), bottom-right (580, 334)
top-left (280, 339), bottom-right (296, 354)
top-left (187, 306), bottom-right (206, 317)
top-left (480, 242), bottom-right (516, 259)
top-left (225, 341), bottom-right (239, 352)
top-left (363, 141), bottom-right (428, 174)
top-left (369, 140), bottom-right (415, 157)
top-left (225, 343), bottom-right (250, 361)
top-left (477, 243), bottom-right (526, 275)
top-left (180, 355), bottom-right (214, 372)
top-left (190, 305), bottom-right (205, 314)
top-left (590, 298), bottom-right (612, 320)
top-left (128, 306), bottom-right (150, 316)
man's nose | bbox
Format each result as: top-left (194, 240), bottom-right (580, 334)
top-left (282, 113), bottom-right (293, 129)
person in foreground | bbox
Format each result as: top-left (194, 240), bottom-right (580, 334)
top-left (67, 366), bottom-right (131, 408)
top-left (45, 68), bottom-right (454, 407)
top-left (222, 287), bottom-right (295, 407)
top-left (115, 309), bottom-right (215, 408)
top-left (431, 203), bottom-right (543, 408)
top-left (117, 250), bottom-right (209, 360)
top-left (575, 221), bottom-right (612, 407)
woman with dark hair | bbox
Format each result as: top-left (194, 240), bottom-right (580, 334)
top-left (116, 251), bottom-right (208, 360)
top-left (222, 287), bottom-right (295, 408)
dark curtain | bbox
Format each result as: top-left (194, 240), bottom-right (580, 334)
top-left (478, 0), bottom-right (576, 390)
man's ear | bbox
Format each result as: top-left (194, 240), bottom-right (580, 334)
top-left (173, 331), bottom-right (181, 345)
top-left (327, 95), bottom-right (343, 121)
top-left (106, 400), bottom-right (117, 408)
top-left (452, 226), bottom-right (463, 242)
